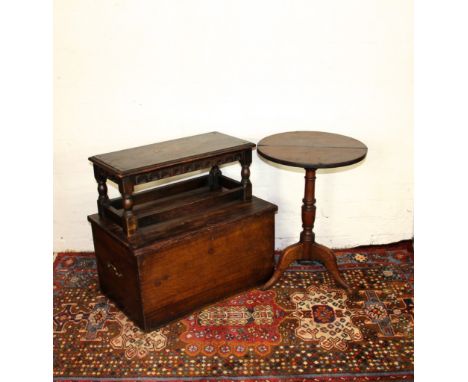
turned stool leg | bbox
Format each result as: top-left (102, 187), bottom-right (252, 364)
top-left (209, 165), bottom-right (222, 191)
top-left (240, 150), bottom-right (252, 201)
top-left (119, 178), bottom-right (138, 237)
top-left (94, 165), bottom-right (110, 216)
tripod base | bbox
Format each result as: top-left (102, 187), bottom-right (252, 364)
top-left (261, 241), bottom-right (352, 296)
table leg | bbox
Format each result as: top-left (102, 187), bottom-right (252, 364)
top-left (119, 178), bottom-right (138, 237)
top-left (261, 168), bottom-right (352, 295)
top-left (300, 168), bottom-right (317, 247)
top-left (261, 242), bottom-right (303, 290)
top-left (310, 242), bottom-right (352, 295)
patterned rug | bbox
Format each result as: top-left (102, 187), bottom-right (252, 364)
top-left (53, 243), bottom-right (414, 382)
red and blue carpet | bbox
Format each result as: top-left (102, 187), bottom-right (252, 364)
top-left (53, 243), bottom-right (414, 381)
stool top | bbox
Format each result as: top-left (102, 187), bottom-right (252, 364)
top-left (89, 131), bottom-right (255, 178)
top-left (257, 131), bottom-right (367, 169)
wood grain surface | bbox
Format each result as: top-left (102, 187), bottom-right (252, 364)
top-left (89, 132), bottom-right (255, 177)
top-left (257, 131), bottom-right (367, 169)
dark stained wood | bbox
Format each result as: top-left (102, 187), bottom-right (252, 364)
top-left (258, 131), bottom-right (367, 295)
top-left (88, 196), bottom-right (276, 331)
top-left (100, 174), bottom-right (245, 241)
top-left (88, 132), bottom-right (277, 331)
top-left (109, 176), bottom-right (209, 209)
top-left (138, 212), bottom-right (275, 329)
top-left (93, 165), bottom-right (110, 216)
top-left (91, 223), bottom-right (144, 326)
top-left (89, 196), bottom-right (276, 251)
top-left (300, 169), bottom-right (316, 246)
top-left (90, 132), bottom-right (256, 238)
top-left (101, 204), bottom-right (122, 226)
top-left (89, 131), bottom-right (255, 177)
top-left (257, 131), bottom-right (367, 169)
top-left (240, 150), bottom-right (252, 201)
top-left (133, 187), bottom-right (243, 228)
top-left (118, 177), bottom-right (137, 237)
top-left (208, 165), bottom-right (222, 191)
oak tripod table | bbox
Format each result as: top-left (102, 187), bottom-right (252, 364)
top-left (257, 131), bottom-right (367, 295)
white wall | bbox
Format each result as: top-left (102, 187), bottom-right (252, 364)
top-left (54, 0), bottom-right (413, 251)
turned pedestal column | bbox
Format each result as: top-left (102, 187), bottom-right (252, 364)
top-left (257, 131), bottom-right (368, 295)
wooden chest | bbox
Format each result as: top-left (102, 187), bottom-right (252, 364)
top-left (87, 132), bottom-right (277, 331)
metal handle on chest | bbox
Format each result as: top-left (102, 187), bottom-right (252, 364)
top-left (106, 261), bottom-right (123, 278)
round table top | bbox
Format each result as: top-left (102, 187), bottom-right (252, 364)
top-left (257, 131), bottom-right (367, 169)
